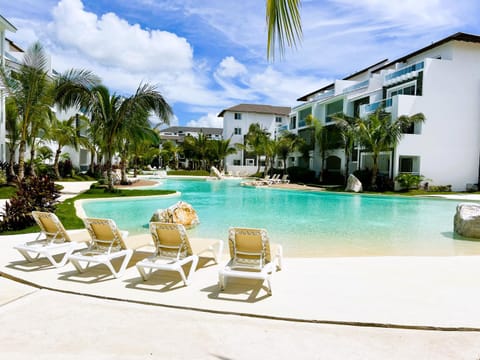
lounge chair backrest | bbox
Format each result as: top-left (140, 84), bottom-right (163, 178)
top-left (228, 227), bottom-right (271, 268)
top-left (150, 222), bottom-right (193, 259)
top-left (32, 211), bottom-right (71, 243)
top-left (84, 218), bottom-right (127, 252)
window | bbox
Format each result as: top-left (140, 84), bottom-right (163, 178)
top-left (326, 100), bottom-right (343, 123)
top-left (400, 158), bottom-right (413, 173)
top-left (234, 128), bottom-right (242, 135)
top-left (233, 159), bottom-right (241, 166)
top-left (398, 156), bottom-right (420, 174)
top-left (234, 112), bottom-right (242, 120)
top-left (275, 116), bottom-right (282, 123)
top-left (388, 81), bottom-right (416, 98)
top-left (246, 159), bottom-right (255, 166)
top-left (290, 116), bottom-right (297, 129)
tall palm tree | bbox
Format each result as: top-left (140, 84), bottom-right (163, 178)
top-left (87, 84), bottom-right (172, 191)
top-left (161, 140), bottom-right (181, 170)
top-left (266, 0), bottom-right (303, 60)
top-left (356, 109), bottom-right (425, 188)
top-left (0, 42), bottom-right (53, 180)
top-left (332, 113), bottom-right (358, 185)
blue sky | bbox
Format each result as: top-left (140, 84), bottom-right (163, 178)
top-left (3, 0), bottom-right (480, 128)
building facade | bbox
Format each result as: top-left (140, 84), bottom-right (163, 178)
top-left (289, 32), bottom-right (480, 191)
top-left (219, 103), bottom-right (291, 174)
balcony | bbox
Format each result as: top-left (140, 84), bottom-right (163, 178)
top-left (361, 98), bottom-right (393, 115)
top-left (278, 124), bottom-right (289, 132)
top-left (384, 61), bottom-right (424, 84)
top-left (342, 80), bottom-right (369, 94)
top-left (313, 89), bottom-right (335, 101)
top-left (298, 119), bottom-right (307, 128)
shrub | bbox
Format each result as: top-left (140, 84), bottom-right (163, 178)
top-left (428, 185), bottom-right (452, 192)
top-left (167, 170), bottom-right (210, 176)
top-left (59, 159), bottom-right (73, 178)
top-left (287, 166), bottom-right (316, 183)
top-left (395, 173), bottom-right (425, 190)
top-left (0, 176), bottom-right (60, 231)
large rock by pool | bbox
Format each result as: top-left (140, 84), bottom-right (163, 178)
top-left (150, 201), bottom-right (200, 229)
top-left (454, 203), bottom-right (480, 238)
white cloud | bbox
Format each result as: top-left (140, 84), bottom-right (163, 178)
top-left (49, 0), bottom-right (193, 73)
top-left (186, 113), bottom-right (223, 128)
top-left (215, 56), bottom-right (248, 78)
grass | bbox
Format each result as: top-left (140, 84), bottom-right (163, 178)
top-left (167, 170), bottom-right (209, 176)
top-left (0, 185), bottom-right (16, 199)
top-left (1, 188), bottom-right (176, 235)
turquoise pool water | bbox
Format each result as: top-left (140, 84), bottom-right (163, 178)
top-left (81, 178), bottom-right (480, 257)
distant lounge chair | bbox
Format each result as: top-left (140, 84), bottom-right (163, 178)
top-left (14, 211), bottom-right (83, 268)
top-left (280, 174), bottom-right (290, 184)
top-left (68, 218), bottom-right (132, 278)
top-left (219, 227), bottom-right (283, 295)
top-left (135, 222), bottom-right (200, 285)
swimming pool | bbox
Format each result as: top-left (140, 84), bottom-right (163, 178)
top-left (81, 178), bottom-right (480, 257)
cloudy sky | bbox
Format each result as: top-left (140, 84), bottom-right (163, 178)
top-left (3, 0), bottom-right (480, 127)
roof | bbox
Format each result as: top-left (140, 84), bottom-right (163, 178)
top-left (375, 32), bottom-right (480, 72)
top-left (160, 126), bottom-right (223, 135)
top-left (217, 103), bottom-right (291, 117)
top-left (296, 58), bottom-right (389, 101)
top-left (0, 15), bottom-right (17, 32)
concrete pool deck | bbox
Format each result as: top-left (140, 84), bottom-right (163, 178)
top-left (2, 181), bottom-right (480, 357)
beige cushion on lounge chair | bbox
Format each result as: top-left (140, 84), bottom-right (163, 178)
top-left (14, 211), bottom-right (83, 268)
top-left (219, 227), bottom-right (283, 295)
top-left (135, 222), bottom-right (200, 286)
top-left (67, 218), bottom-right (132, 278)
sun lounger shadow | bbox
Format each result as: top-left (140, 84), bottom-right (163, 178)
top-left (201, 280), bottom-right (271, 303)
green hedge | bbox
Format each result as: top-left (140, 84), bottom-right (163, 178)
top-left (167, 170), bottom-right (210, 176)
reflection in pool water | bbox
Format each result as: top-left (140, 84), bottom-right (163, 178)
top-left (81, 178), bottom-right (480, 257)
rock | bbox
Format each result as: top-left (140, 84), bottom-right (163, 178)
top-left (345, 174), bottom-right (363, 193)
top-left (150, 201), bottom-right (200, 229)
top-left (454, 203), bottom-right (480, 238)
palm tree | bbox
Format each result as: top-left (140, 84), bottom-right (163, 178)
top-left (5, 98), bottom-right (20, 179)
top-left (0, 42), bottom-right (53, 180)
top-left (266, 0), bottom-right (303, 60)
top-left (356, 108), bottom-right (425, 189)
top-left (161, 140), bottom-right (181, 169)
top-left (276, 132), bottom-right (304, 174)
top-left (332, 113), bottom-right (358, 185)
top-left (46, 114), bottom-right (89, 179)
top-left (87, 84), bottom-right (172, 191)
top-left (245, 123), bottom-right (270, 174)
top-left (209, 138), bottom-right (237, 171)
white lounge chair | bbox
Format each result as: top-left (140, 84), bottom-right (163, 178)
top-left (14, 211), bottom-right (83, 268)
top-left (68, 218), bottom-right (132, 278)
top-left (219, 227), bottom-right (283, 295)
top-left (135, 222), bottom-right (199, 286)
top-left (280, 174), bottom-right (290, 184)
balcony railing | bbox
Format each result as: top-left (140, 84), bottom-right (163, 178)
top-left (278, 124), bottom-right (289, 132)
top-left (313, 89), bottom-right (334, 101)
top-left (298, 119), bottom-right (307, 128)
top-left (342, 80), bottom-right (369, 94)
top-left (363, 98), bottom-right (393, 114)
top-left (385, 61), bottom-right (424, 81)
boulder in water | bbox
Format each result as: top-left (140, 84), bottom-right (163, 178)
top-left (345, 174), bottom-right (363, 193)
top-left (454, 203), bottom-right (480, 238)
top-left (150, 201), bottom-right (200, 229)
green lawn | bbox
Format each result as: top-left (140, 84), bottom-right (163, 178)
top-left (0, 185), bottom-right (17, 199)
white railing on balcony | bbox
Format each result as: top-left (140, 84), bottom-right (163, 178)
top-left (313, 89), bottom-right (335, 101)
top-left (278, 124), bottom-right (289, 132)
top-left (342, 80), bottom-right (369, 94)
top-left (384, 61), bottom-right (424, 82)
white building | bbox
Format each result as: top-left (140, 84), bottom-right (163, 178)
top-left (0, 15), bottom-right (17, 163)
top-left (290, 32), bottom-right (480, 191)
top-left (219, 103), bottom-right (291, 174)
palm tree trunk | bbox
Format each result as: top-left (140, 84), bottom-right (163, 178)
top-left (371, 154), bottom-right (379, 189)
top-left (29, 146), bottom-right (36, 177)
top-left (54, 147), bottom-right (62, 179)
top-left (8, 149), bottom-right (15, 178)
top-left (89, 149), bottom-right (96, 174)
top-left (17, 140), bottom-right (26, 180)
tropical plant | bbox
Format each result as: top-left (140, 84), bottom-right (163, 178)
top-left (266, 0), bottom-right (303, 60)
top-left (244, 123), bottom-right (270, 174)
top-left (0, 175), bottom-right (60, 231)
top-left (0, 42), bottom-right (53, 180)
top-left (81, 84), bottom-right (172, 191)
top-left (276, 132), bottom-right (305, 174)
top-left (161, 140), bottom-right (182, 169)
top-left (332, 113), bottom-right (358, 185)
top-left (356, 108), bottom-right (425, 189)
top-left (5, 98), bottom-right (20, 179)
top-left (208, 138), bottom-right (237, 171)
top-left (395, 173), bottom-right (425, 190)
top-left (46, 114), bottom-right (89, 179)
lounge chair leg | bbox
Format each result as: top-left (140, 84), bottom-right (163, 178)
top-left (70, 258), bottom-right (87, 273)
top-left (184, 255), bottom-right (199, 285)
top-left (16, 249), bottom-right (40, 263)
top-left (218, 273), bottom-right (225, 291)
top-left (109, 250), bottom-right (133, 278)
top-left (266, 277), bottom-right (272, 295)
